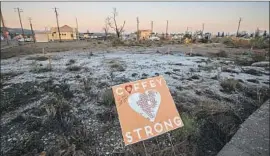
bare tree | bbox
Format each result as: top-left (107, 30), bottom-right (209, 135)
top-left (103, 17), bottom-right (110, 40)
top-left (108, 8), bottom-right (126, 39)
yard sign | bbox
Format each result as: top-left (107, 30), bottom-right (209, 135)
top-left (112, 76), bottom-right (184, 145)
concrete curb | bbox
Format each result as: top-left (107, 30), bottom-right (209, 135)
top-left (217, 100), bottom-right (269, 156)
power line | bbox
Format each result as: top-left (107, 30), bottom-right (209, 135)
top-left (14, 7), bottom-right (25, 39)
top-left (53, 7), bottom-right (61, 42)
top-left (28, 17), bottom-right (36, 43)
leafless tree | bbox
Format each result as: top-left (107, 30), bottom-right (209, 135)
top-left (103, 17), bottom-right (110, 40)
top-left (108, 8), bottom-right (126, 39)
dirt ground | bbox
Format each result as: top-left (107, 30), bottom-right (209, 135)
top-left (1, 40), bottom-right (256, 59)
top-left (1, 41), bottom-right (269, 156)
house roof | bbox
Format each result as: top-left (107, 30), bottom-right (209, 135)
top-left (50, 25), bottom-right (76, 32)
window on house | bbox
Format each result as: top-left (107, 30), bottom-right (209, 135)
top-left (71, 34), bottom-right (73, 37)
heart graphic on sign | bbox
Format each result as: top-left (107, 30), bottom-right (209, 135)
top-left (128, 90), bottom-right (161, 122)
top-left (125, 85), bottom-right (133, 94)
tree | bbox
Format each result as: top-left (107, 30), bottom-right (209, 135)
top-left (108, 8), bottom-right (126, 39)
top-left (103, 17), bottom-right (110, 40)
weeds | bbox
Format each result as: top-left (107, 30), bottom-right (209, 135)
top-left (110, 63), bottom-right (125, 72)
top-left (101, 89), bottom-right (115, 106)
top-left (193, 99), bottom-right (231, 118)
top-left (172, 113), bottom-right (198, 141)
top-left (112, 39), bottom-right (125, 47)
top-left (250, 37), bottom-right (269, 49)
top-left (220, 78), bottom-right (242, 93)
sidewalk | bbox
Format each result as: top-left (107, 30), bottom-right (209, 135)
top-left (217, 100), bottom-right (269, 156)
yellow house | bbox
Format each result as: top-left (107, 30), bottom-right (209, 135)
top-left (48, 25), bottom-right (78, 41)
top-left (137, 30), bottom-right (152, 40)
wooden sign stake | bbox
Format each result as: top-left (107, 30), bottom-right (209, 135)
top-left (167, 133), bottom-right (176, 156)
top-left (142, 141), bottom-right (148, 156)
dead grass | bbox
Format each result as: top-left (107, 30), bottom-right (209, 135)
top-left (172, 113), bottom-right (198, 140)
top-left (101, 89), bottom-right (115, 106)
top-left (109, 60), bottom-right (126, 72)
top-left (251, 53), bottom-right (266, 62)
top-left (220, 78), bottom-right (242, 93)
top-left (193, 99), bottom-right (231, 118)
top-left (250, 37), bottom-right (270, 49)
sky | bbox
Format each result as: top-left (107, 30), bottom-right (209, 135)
top-left (1, 2), bottom-right (269, 34)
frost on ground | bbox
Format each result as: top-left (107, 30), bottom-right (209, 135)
top-left (1, 47), bottom-right (269, 156)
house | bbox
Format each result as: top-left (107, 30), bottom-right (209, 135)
top-left (35, 32), bottom-right (49, 42)
top-left (137, 30), bottom-right (152, 40)
top-left (48, 25), bottom-right (78, 41)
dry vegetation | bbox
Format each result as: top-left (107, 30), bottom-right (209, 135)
top-left (1, 36), bottom-right (269, 156)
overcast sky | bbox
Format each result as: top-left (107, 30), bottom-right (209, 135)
top-left (1, 2), bottom-right (269, 34)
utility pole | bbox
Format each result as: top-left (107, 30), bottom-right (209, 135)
top-left (28, 17), bottom-right (36, 42)
top-left (14, 7), bottom-right (25, 39)
top-left (53, 7), bottom-right (61, 42)
top-left (236, 17), bottom-right (242, 37)
top-left (151, 21), bottom-right (153, 34)
top-left (202, 23), bottom-right (204, 34)
top-left (75, 17), bottom-right (79, 41)
top-left (166, 20), bottom-right (168, 39)
top-left (136, 17), bottom-right (139, 41)
top-left (1, 8), bottom-right (9, 44)
top-left (45, 27), bottom-right (49, 41)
